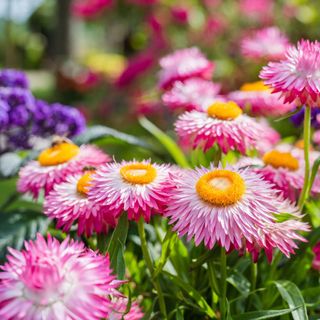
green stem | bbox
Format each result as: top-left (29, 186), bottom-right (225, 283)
top-left (298, 106), bottom-right (311, 209)
top-left (247, 262), bottom-right (258, 310)
top-left (137, 218), bottom-right (167, 318)
top-left (208, 259), bottom-right (220, 308)
top-left (220, 248), bottom-right (227, 320)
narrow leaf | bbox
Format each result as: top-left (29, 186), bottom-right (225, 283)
top-left (164, 271), bottom-right (216, 318)
top-left (139, 117), bottom-right (190, 168)
top-left (233, 308), bottom-right (301, 320)
top-left (273, 280), bottom-right (308, 320)
top-left (107, 213), bottom-right (129, 279)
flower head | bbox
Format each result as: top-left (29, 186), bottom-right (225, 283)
top-left (89, 160), bottom-right (173, 222)
top-left (260, 40), bottom-right (320, 106)
top-left (18, 140), bottom-right (110, 198)
top-left (162, 78), bottom-right (222, 112)
top-left (165, 165), bottom-right (308, 261)
top-left (0, 234), bottom-right (122, 320)
top-left (241, 27), bottom-right (290, 61)
top-left (72, 0), bottom-right (113, 19)
top-left (312, 242), bottom-right (320, 271)
top-left (229, 81), bottom-right (295, 116)
top-left (174, 101), bottom-right (262, 153)
top-left (158, 47), bottom-right (214, 90)
top-left (44, 171), bottom-right (116, 236)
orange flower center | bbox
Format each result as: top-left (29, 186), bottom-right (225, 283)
top-left (120, 163), bottom-right (157, 184)
top-left (207, 101), bottom-right (243, 121)
top-left (77, 171), bottom-right (95, 195)
top-left (38, 143), bottom-right (79, 167)
top-left (263, 150), bottom-right (299, 171)
top-left (240, 81), bottom-right (269, 92)
top-left (196, 169), bottom-right (246, 206)
top-left (294, 139), bottom-right (313, 151)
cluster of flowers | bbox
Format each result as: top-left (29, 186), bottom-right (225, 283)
top-left (2, 37), bottom-right (320, 318)
top-left (0, 69), bottom-right (86, 154)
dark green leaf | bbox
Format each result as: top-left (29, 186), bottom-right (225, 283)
top-left (273, 280), bottom-right (308, 320)
top-left (163, 271), bottom-right (216, 318)
top-left (74, 125), bottom-right (158, 151)
top-left (106, 213), bottom-right (129, 279)
top-left (153, 230), bottom-right (177, 278)
top-left (233, 308), bottom-right (301, 320)
top-left (0, 209), bottom-right (51, 260)
top-left (0, 153), bottom-right (22, 178)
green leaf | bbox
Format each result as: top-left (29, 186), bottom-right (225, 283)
top-left (106, 213), bottom-right (129, 279)
top-left (0, 209), bottom-right (51, 260)
top-left (153, 230), bottom-right (177, 278)
top-left (163, 271), bottom-right (217, 318)
top-left (0, 153), bottom-right (22, 178)
top-left (227, 270), bottom-right (250, 294)
top-left (74, 125), bottom-right (158, 151)
top-left (139, 117), bottom-right (190, 168)
top-left (233, 308), bottom-right (301, 320)
top-left (273, 280), bottom-right (308, 320)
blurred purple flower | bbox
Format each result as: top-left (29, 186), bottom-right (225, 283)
top-left (291, 106), bottom-right (320, 129)
top-left (0, 69), bottom-right (29, 89)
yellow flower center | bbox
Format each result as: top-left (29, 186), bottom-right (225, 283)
top-left (38, 143), bottom-right (80, 167)
top-left (77, 171), bottom-right (95, 195)
top-left (196, 169), bottom-right (246, 206)
top-left (207, 101), bottom-right (243, 120)
top-left (120, 163), bottom-right (157, 184)
top-left (263, 150), bottom-right (299, 171)
top-left (240, 81), bottom-right (269, 92)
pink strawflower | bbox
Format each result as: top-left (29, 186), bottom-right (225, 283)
top-left (89, 160), bottom-right (173, 222)
top-left (241, 27), bottom-right (290, 61)
top-left (158, 47), bottom-right (214, 90)
top-left (239, 0), bottom-right (273, 23)
top-left (18, 142), bottom-right (110, 198)
top-left (228, 81), bottom-right (295, 117)
top-left (162, 78), bottom-right (222, 112)
top-left (312, 242), bottom-right (320, 271)
top-left (109, 298), bottom-right (144, 320)
top-left (174, 101), bottom-right (263, 154)
top-left (44, 172), bottom-right (116, 236)
top-left (165, 165), bottom-right (308, 261)
top-left (72, 0), bottom-right (113, 19)
top-left (0, 234), bottom-right (122, 320)
top-left (260, 39), bottom-right (320, 106)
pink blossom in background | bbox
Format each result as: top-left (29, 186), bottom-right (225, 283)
top-left (72, 0), bottom-right (113, 19)
top-left (241, 27), bottom-right (291, 61)
top-left (312, 242), bottom-right (320, 271)
top-left (313, 130), bottom-right (320, 145)
top-left (239, 0), bottom-right (274, 23)
top-left (260, 40), bottom-right (320, 106)
top-left (127, 0), bottom-right (158, 5)
top-left (162, 78), bottom-right (222, 112)
top-left (158, 47), bottom-right (214, 90)
top-left (255, 119), bottom-right (280, 154)
top-left (203, 17), bottom-right (227, 42)
top-left (171, 6), bottom-right (189, 24)
top-left (116, 51), bottom-right (155, 88)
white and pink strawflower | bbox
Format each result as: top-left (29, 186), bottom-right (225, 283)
top-left (255, 119), bottom-right (281, 155)
top-left (0, 234), bottom-right (122, 320)
top-left (162, 78), bottom-right (222, 112)
top-left (108, 298), bottom-right (144, 320)
top-left (89, 160), bottom-right (173, 222)
top-left (44, 170), bottom-right (116, 236)
top-left (17, 139), bottom-right (110, 198)
top-left (174, 101), bottom-right (263, 153)
top-left (158, 47), bottom-right (214, 90)
top-left (260, 39), bottom-right (320, 106)
top-left (165, 165), bottom-right (308, 261)
top-left (241, 27), bottom-right (290, 61)
top-left (228, 81), bottom-right (295, 117)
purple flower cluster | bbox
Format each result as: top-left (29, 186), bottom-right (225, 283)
top-left (291, 106), bottom-right (320, 129)
top-left (0, 69), bottom-right (86, 153)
